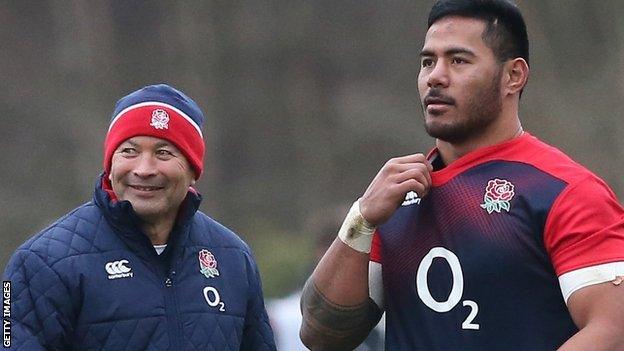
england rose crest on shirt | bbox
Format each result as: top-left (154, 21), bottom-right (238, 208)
top-left (480, 178), bottom-right (515, 214)
top-left (199, 249), bottom-right (220, 278)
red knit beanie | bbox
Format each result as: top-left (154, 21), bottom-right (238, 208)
top-left (103, 84), bottom-right (205, 179)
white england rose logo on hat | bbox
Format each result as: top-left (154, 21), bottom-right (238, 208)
top-left (150, 109), bottom-right (169, 129)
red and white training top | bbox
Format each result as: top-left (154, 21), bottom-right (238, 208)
top-left (369, 132), bottom-right (624, 350)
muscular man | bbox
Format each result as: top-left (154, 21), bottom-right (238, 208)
top-left (300, 1), bottom-right (624, 350)
top-left (3, 84), bottom-right (276, 350)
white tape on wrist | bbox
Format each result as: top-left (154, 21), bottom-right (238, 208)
top-left (338, 200), bottom-right (376, 253)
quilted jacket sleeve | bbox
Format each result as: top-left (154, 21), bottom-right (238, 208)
top-left (3, 249), bottom-right (75, 351)
top-left (239, 254), bottom-right (276, 351)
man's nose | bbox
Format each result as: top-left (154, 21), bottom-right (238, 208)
top-left (133, 154), bottom-right (157, 178)
top-left (427, 61), bottom-right (450, 88)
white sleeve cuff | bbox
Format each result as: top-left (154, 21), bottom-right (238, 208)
top-left (369, 261), bottom-right (384, 309)
top-left (558, 261), bottom-right (624, 304)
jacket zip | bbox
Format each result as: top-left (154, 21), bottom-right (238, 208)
top-left (164, 268), bottom-right (184, 350)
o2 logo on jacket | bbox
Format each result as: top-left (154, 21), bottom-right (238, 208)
top-left (203, 286), bottom-right (226, 312)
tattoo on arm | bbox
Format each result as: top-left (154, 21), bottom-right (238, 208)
top-left (300, 278), bottom-right (383, 351)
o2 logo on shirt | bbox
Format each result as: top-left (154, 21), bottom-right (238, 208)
top-left (415, 247), bottom-right (480, 330)
top-left (203, 286), bottom-right (226, 312)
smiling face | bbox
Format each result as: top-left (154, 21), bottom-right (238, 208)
top-left (418, 16), bottom-right (504, 144)
top-left (108, 136), bottom-right (195, 224)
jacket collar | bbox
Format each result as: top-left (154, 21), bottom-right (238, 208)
top-left (93, 173), bottom-right (202, 262)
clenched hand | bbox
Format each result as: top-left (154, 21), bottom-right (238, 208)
top-left (359, 153), bottom-right (433, 226)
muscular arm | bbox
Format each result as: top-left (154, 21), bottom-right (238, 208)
top-left (300, 154), bottom-right (432, 350)
top-left (300, 239), bottom-right (382, 350)
top-left (558, 281), bottom-right (624, 350)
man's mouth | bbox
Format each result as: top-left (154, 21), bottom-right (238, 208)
top-left (423, 94), bottom-right (455, 116)
top-left (424, 96), bottom-right (454, 107)
top-left (129, 185), bottom-right (163, 192)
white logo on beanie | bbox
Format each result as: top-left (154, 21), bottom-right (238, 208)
top-left (150, 109), bottom-right (170, 130)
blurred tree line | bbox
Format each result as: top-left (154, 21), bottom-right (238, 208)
top-left (1, 1), bottom-right (623, 298)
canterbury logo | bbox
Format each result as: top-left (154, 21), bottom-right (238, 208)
top-left (402, 191), bottom-right (422, 206)
top-left (105, 260), bottom-right (133, 280)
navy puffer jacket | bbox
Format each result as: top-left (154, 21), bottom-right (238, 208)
top-left (3, 176), bottom-right (276, 350)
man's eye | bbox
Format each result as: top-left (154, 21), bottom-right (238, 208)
top-left (120, 148), bottom-right (137, 154)
top-left (452, 57), bottom-right (467, 64)
top-left (156, 149), bottom-right (173, 157)
top-left (421, 58), bottom-right (434, 68)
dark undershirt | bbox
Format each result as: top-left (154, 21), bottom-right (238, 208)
top-left (430, 153), bottom-right (446, 171)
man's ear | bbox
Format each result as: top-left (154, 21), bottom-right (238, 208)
top-left (503, 58), bottom-right (529, 96)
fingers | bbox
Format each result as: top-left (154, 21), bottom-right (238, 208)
top-left (382, 155), bottom-right (433, 198)
top-left (382, 154), bottom-right (430, 170)
top-left (395, 167), bottom-right (432, 198)
top-left (398, 177), bottom-right (430, 198)
top-left (388, 153), bottom-right (429, 164)
top-left (389, 163), bottom-right (432, 184)
top-left (359, 153), bottom-right (433, 226)
top-left (382, 162), bottom-right (429, 174)
top-left (378, 154), bottom-right (433, 194)
top-left (379, 154), bottom-right (431, 178)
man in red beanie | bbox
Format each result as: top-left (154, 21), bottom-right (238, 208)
top-left (3, 84), bottom-right (276, 350)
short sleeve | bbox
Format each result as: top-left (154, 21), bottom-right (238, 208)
top-left (369, 230), bottom-right (382, 263)
top-left (544, 175), bottom-right (624, 276)
top-left (368, 231), bottom-right (384, 308)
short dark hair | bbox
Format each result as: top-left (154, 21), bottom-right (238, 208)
top-left (428, 0), bottom-right (529, 66)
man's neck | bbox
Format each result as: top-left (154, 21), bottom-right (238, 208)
top-left (140, 216), bottom-right (176, 245)
top-left (436, 112), bottom-right (523, 166)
